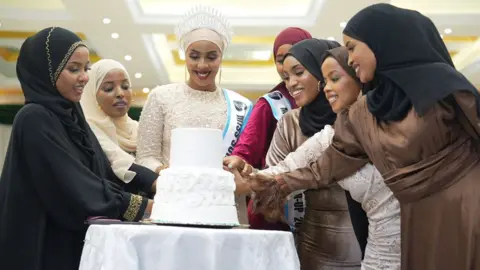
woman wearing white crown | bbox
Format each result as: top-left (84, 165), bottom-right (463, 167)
top-left (136, 5), bottom-right (253, 224)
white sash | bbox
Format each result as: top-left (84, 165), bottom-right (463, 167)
top-left (285, 190), bottom-right (306, 234)
top-left (222, 89), bottom-right (253, 156)
top-left (262, 90), bottom-right (292, 120)
top-left (264, 91), bottom-right (304, 232)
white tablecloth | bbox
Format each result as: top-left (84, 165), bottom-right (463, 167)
top-left (79, 224), bottom-right (300, 270)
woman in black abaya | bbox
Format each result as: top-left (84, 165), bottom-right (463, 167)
top-left (0, 27), bottom-right (152, 270)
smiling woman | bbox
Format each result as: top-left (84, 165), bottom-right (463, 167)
top-left (136, 5), bottom-right (253, 224)
top-left (55, 46), bottom-right (90, 102)
top-left (0, 27), bottom-right (152, 270)
top-left (185, 39), bottom-right (222, 91)
top-left (239, 39), bottom-right (363, 270)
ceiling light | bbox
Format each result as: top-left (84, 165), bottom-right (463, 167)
top-left (340, 21), bottom-right (347, 28)
top-left (444, 28), bottom-right (452, 34)
top-left (111, 32), bottom-right (119, 39)
top-left (124, 55), bottom-right (132, 61)
top-left (142, 88), bottom-right (150, 93)
top-left (251, 50), bottom-right (271, 61)
top-left (134, 73), bottom-right (142, 79)
top-left (327, 36), bottom-right (336, 41)
top-left (103, 18), bottom-right (111, 24)
top-left (179, 51), bottom-right (186, 60)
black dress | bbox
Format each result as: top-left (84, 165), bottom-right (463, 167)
top-left (0, 27), bottom-right (149, 270)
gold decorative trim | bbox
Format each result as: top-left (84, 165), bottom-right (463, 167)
top-left (123, 194), bottom-right (143, 221)
top-left (44, 27), bottom-right (89, 86)
top-left (53, 41), bottom-right (87, 84)
top-left (45, 27), bottom-right (56, 86)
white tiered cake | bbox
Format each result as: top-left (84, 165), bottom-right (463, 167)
top-left (150, 128), bottom-right (240, 226)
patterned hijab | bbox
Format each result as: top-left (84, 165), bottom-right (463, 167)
top-left (16, 27), bottom-right (105, 175)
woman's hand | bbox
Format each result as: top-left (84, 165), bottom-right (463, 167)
top-left (223, 156), bottom-right (253, 176)
top-left (155, 165), bottom-right (168, 174)
top-left (249, 172), bottom-right (276, 192)
top-left (250, 173), bottom-right (288, 222)
top-left (231, 169), bottom-right (251, 195)
top-left (151, 180), bottom-right (157, 193)
top-left (145, 199), bottom-right (154, 216)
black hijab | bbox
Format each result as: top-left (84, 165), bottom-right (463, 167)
top-left (16, 27), bottom-right (103, 175)
top-left (285, 39), bottom-right (340, 137)
top-left (343, 3), bottom-right (479, 121)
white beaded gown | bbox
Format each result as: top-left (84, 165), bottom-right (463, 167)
top-left (262, 125), bottom-right (401, 270)
top-left (136, 82), bottom-right (248, 224)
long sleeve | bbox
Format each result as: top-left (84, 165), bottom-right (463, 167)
top-left (453, 91), bottom-right (480, 140)
top-left (279, 109), bottom-right (369, 192)
top-left (231, 98), bottom-right (276, 169)
top-left (91, 123), bottom-right (157, 196)
top-left (127, 163), bottom-right (157, 197)
top-left (89, 124), bottom-right (136, 183)
top-left (136, 89), bottom-right (165, 171)
top-left (19, 107), bottom-right (148, 230)
top-left (263, 116), bottom-right (292, 173)
top-left (263, 123), bottom-right (334, 175)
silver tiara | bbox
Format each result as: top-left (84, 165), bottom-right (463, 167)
top-left (174, 5), bottom-right (234, 49)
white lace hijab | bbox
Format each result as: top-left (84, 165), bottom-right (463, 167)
top-left (80, 59), bottom-right (138, 182)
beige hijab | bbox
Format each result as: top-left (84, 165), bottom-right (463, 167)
top-left (80, 59), bottom-right (138, 182)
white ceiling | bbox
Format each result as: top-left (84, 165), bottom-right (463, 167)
top-left (0, 0), bottom-right (479, 99)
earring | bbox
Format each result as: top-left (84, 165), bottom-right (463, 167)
top-left (317, 81), bottom-right (321, 92)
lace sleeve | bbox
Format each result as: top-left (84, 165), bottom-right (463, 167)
top-left (262, 125), bottom-right (334, 175)
top-left (136, 89), bottom-right (164, 171)
top-left (279, 108), bottom-right (369, 192)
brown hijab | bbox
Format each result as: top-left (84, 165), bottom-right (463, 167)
top-left (322, 47), bottom-right (360, 84)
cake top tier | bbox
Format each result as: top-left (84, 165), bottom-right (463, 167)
top-left (169, 128), bottom-right (225, 169)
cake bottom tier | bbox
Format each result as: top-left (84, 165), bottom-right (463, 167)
top-left (150, 205), bottom-right (240, 226)
top-left (151, 167), bottom-right (240, 226)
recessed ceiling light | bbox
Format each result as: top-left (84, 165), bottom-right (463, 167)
top-left (134, 72), bottom-right (142, 79)
top-left (124, 55), bottom-right (132, 61)
top-left (340, 21), bottom-right (347, 28)
top-left (111, 32), bottom-right (119, 39)
top-left (444, 28), bottom-right (452, 34)
top-left (103, 18), bottom-right (111, 24)
top-left (327, 36), bottom-right (336, 41)
top-left (251, 50), bottom-right (271, 61)
top-left (142, 88), bottom-right (150, 93)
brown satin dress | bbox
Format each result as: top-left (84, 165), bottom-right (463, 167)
top-left (266, 109), bottom-right (361, 270)
top-left (281, 93), bottom-right (480, 270)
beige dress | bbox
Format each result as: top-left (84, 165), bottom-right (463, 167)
top-left (136, 82), bottom-right (248, 224)
top-left (280, 93), bottom-right (480, 270)
top-left (264, 109), bottom-right (361, 269)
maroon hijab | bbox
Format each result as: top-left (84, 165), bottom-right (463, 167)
top-left (273, 27), bottom-right (312, 59)
top-left (270, 27), bottom-right (312, 100)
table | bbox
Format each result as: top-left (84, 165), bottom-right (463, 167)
top-left (79, 224), bottom-right (300, 270)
